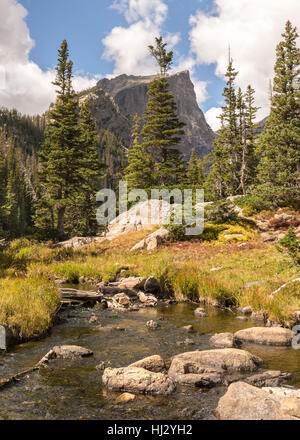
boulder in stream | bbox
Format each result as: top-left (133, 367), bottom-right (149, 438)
top-left (194, 308), bottom-right (208, 318)
top-left (38, 345), bottom-right (93, 365)
top-left (234, 327), bottom-right (294, 346)
top-left (144, 277), bottom-right (160, 293)
top-left (209, 332), bottom-right (239, 348)
top-left (245, 370), bottom-right (293, 387)
top-left (137, 291), bottom-right (158, 307)
top-left (102, 366), bottom-right (176, 395)
top-left (169, 348), bottom-right (263, 382)
top-left (146, 320), bottom-right (160, 329)
top-left (216, 381), bottom-right (300, 420)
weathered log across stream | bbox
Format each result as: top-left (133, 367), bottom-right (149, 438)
top-left (60, 288), bottom-right (103, 302)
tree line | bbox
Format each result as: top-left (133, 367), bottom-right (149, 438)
top-left (0, 20), bottom-right (299, 240)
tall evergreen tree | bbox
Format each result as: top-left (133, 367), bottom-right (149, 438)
top-left (208, 58), bottom-right (239, 198)
top-left (240, 85), bottom-right (259, 194)
top-left (256, 20), bottom-right (300, 206)
top-left (71, 99), bottom-right (105, 235)
top-left (141, 36), bottom-right (185, 186)
top-left (124, 114), bottom-right (154, 190)
top-left (36, 40), bottom-right (81, 240)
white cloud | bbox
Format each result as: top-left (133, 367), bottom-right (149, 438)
top-left (103, 0), bottom-right (180, 76)
top-left (189, 0), bottom-right (300, 126)
top-left (111, 0), bottom-right (167, 26)
top-left (0, 0), bottom-right (97, 115)
top-left (205, 107), bottom-right (222, 132)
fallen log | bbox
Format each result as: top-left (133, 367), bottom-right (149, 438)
top-left (0, 365), bottom-right (39, 391)
top-left (60, 288), bottom-right (104, 302)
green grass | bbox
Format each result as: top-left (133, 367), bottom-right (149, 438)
top-left (0, 274), bottom-right (60, 339)
top-left (0, 224), bottom-right (299, 338)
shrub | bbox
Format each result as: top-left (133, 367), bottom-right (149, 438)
top-left (236, 194), bottom-right (273, 213)
top-left (277, 227), bottom-right (300, 267)
top-left (206, 200), bottom-right (238, 224)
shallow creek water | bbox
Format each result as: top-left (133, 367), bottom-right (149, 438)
top-left (0, 301), bottom-right (299, 420)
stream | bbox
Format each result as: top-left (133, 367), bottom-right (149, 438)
top-left (0, 300), bottom-right (299, 420)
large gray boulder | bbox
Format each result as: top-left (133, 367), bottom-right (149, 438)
top-left (216, 382), bottom-right (300, 420)
top-left (169, 349), bottom-right (263, 378)
top-left (216, 382), bottom-right (281, 420)
top-left (102, 366), bottom-right (176, 395)
top-left (234, 327), bottom-right (294, 346)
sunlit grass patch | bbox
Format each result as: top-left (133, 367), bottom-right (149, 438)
top-left (0, 275), bottom-right (60, 339)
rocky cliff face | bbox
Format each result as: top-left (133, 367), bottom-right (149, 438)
top-left (84, 71), bottom-right (215, 159)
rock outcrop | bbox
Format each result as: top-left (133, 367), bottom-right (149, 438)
top-left (95, 71), bottom-right (215, 159)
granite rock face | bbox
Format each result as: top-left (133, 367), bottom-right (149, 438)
top-left (91, 71), bottom-right (215, 159)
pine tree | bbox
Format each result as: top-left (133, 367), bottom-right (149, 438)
top-left (256, 20), bottom-right (300, 206)
top-left (186, 148), bottom-right (204, 186)
top-left (141, 36), bottom-right (185, 186)
top-left (124, 114), bottom-right (154, 190)
top-left (240, 85), bottom-right (259, 194)
top-left (208, 58), bottom-right (239, 198)
top-left (36, 40), bottom-right (81, 240)
top-left (148, 36), bottom-right (173, 77)
top-left (72, 99), bottom-right (105, 235)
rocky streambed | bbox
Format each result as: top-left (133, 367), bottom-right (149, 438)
top-left (0, 294), bottom-right (300, 420)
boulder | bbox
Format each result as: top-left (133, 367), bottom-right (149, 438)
top-left (235, 316), bottom-right (248, 321)
top-left (181, 325), bottom-right (194, 333)
top-left (144, 277), bottom-right (160, 293)
top-left (129, 355), bottom-right (167, 373)
top-left (146, 320), bottom-right (160, 330)
top-left (89, 315), bottom-right (99, 324)
top-left (116, 393), bottom-right (136, 403)
top-left (102, 366), bottom-right (176, 395)
top-left (251, 311), bottom-right (267, 322)
top-left (137, 291), bottom-right (158, 307)
top-left (234, 327), bottom-right (294, 346)
top-left (176, 338), bottom-right (195, 346)
top-left (279, 397), bottom-right (300, 420)
top-left (216, 382), bottom-right (281, 420)
top-left (245, 370), bottom-right (293, 388)
top-left (194, 307), bottom-right (208, 318)
top-left (242, 306), bottom-right (253, 315)
top-left (169, 349), bottom-right (263, 378)
top-left (111, 293), bottom-right (131, 310)
top-left (209, 333), bottom-right (238, 348)
top-left (38, 345), bottom-right (93, 365)
top-left (216, 382), bottom-right (300, 420)
top-left (131, 228), bottom-right (170, 252)
top-left (0, 325), bottom-right (15, 350)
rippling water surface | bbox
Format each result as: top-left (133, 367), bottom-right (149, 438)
top-left (0, 301), bottom-right (299, 420)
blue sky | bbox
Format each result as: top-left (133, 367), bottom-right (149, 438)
top-left (19, 0), bottom-right (224, 113)
top-left (1, 0), bottom-right (299, 129)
